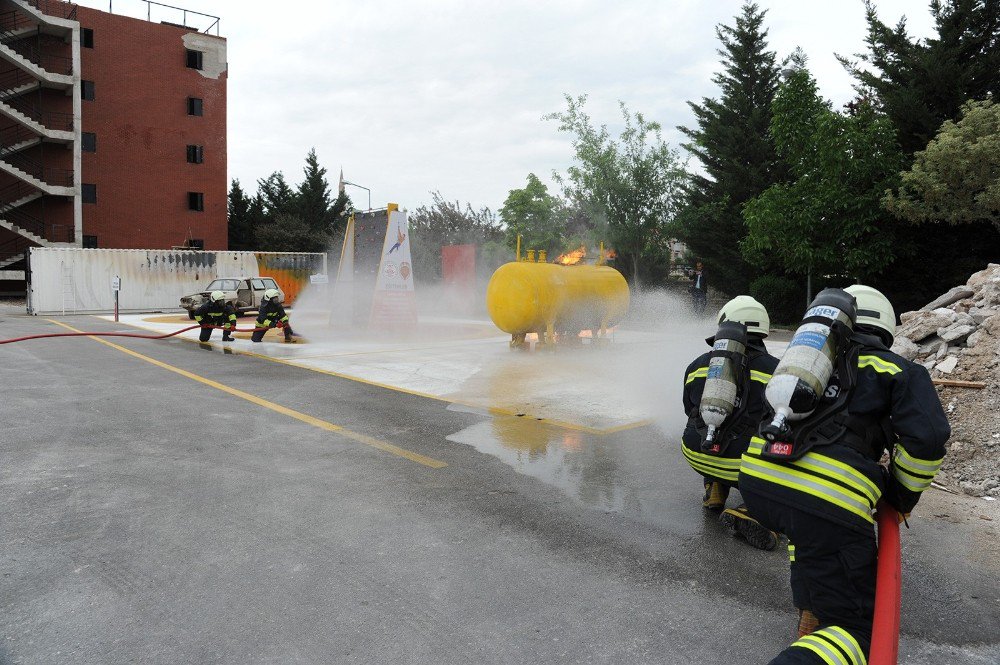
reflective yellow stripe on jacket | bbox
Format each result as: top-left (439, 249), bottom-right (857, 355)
top-left (790, 626), bottom-right (867, 665)
top-left (686, 367), bottom-right (770, 385)
top-left (685, 367), bottom-right (708, 384)
top-left (857, 354), bottom-right (901, 375)
top-left (742, 438), bottom-right (879, 524)
top-left (682, 444), bottom-right (740, 482)
top-left (891, 443), bottom-right (942, 492)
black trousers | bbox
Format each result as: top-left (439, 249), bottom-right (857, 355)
top-left (742, 487), bottom-right (876, 665)
top-left (199, 325), bottom-right (232, 342)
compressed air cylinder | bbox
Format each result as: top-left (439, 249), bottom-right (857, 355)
top-left (699, 320), bottom-right (748, 451)
top-left (486, 262), bottom-right (629, 336)
top-left (762, 288), bottom-right (858, 441)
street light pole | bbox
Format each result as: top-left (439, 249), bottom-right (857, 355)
top-left (342, 181), bottom-right (371, 211)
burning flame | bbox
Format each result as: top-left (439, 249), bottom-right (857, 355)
top-left (556, 246), bottom-right (587, 265)
top-left (604, 248), bottom-right (617, 259)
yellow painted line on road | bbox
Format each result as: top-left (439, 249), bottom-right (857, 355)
top-left (95, 316), bottom-right (654, 437)
top-left (50, 319), bottom-right (447, 469)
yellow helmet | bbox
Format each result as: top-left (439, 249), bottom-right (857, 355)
top-left (717, 295), bottom-right (770, 337)
top-left (210, 290), bottom-right (225, 302)
top-left (845, 284), bottom-right (895, 339)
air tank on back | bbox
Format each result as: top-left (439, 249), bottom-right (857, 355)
top-left (699, 320), bottom-right (749, 453)
top-left (761, 288), bottom-right (858, 443)
top-left (486, 258), bottom-right (629, 349)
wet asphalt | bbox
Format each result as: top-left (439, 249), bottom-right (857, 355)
top-left (1, 311), bottom-right (998, 664)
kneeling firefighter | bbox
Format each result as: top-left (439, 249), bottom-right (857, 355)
top-left (681, 295), bottom-right (780, 550)
top-left (251, 288), bottom-right (296, 343)
top-left (194, 291), bottom-right (237, 342)
top-left (739, 285), bottom-right (949, 664)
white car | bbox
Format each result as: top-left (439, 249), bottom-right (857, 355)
top-left (180, 277), bottom-right (285, 319)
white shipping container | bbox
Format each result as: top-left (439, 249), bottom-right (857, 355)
top-left (27, 248), bottom-right (326, 315)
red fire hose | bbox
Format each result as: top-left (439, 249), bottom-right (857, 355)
top-left (870, 501), bottom-right (902, 665)
top-left (0, 324), bottom-right (270, 345)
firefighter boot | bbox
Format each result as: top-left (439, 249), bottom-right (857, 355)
top-left (797, 609), bottom-right (819, 638)
top-left (719, 505), bottom-right (778, 551)
top-left (222, 328), bottom-right (234, 342)
top-left (702, 480), bottom-right (730, 511)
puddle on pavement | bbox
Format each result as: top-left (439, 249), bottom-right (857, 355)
top-left (446, 415), bottom-right (638, 514)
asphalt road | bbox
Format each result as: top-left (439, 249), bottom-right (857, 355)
top-left (1, 311), bottom-right (998, 664)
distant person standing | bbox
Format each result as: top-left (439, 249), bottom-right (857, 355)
top-left (690, 261), bottom-right (708, 315)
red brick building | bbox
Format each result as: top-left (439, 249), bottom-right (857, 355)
top-left (0, 0), bottom-right (227, 290)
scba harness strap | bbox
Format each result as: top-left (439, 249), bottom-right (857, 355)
top-left (695, 349), bottom-right (757, 456)
top-left (759, 335), bottom-right (889, 463)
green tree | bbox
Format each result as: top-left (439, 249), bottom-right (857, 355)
top-left (676, 2), bottom-right (784, 294)
top-left (254, 212), bottom-right (330, 253)
top-left (840, 0), bottom-right (1000, 156)
top-left (742, 70), bottom-right (905, 289)
top-left (408, 192), bottom-right (504, 281)
top-left (227, 179), bottom-right (255, 251)
top-left (296, 148), bottom-right (334, 232)
top-left (498, 173), bottom-right (565, 257)
top-left (256, 172), bottom-right (296, 221)
top-left (546, 95), bottom-right (686, 284)
top-left (838, 0), bottom-right (1000, 310)
top-left (884, 99), bottom-right (1000, 231)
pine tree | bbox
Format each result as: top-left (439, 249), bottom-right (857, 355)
top-left (227, 179), bottom-right (255, 251)
top-left (296, 148), bottom-right (333, 233)
top-left (839, 0), bottom-right (1000, 311)
top-left (841, 0), bottom-right (1000, 156)
top-left (256, 172), bottom-right (295, 222)
top-left (677, 2), bottom-right (784, 295)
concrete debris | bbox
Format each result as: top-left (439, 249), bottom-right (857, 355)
top-left (897, 311), bottom-right (954, 342)
top-left (893, 263), bottom-right (1000, 498)
top-left (938, 323), bottom-right (976, 343)
top-left (936, 355), bottom-right (958, 374)
top-left (922, 286), bottom-right (975, 311)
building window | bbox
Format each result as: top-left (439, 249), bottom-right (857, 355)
top-left (82, 235), bottom-right (98, 248)
top-left (189, 238), bottom-right (204, 250)
top-left (188, 192), bottom-right (204, 211)
top-left (185, 49), bottom-right (203, 70)
top-left (82, 132), bottom-right (97, 152)
top-left (81, 28), bottom-right (94, 48)
top-left (187, 97), bottom-right (203, 116)
top-left (82, 183), bottom-right (97, 204)
top-left (81, 80), bottom-right (95, 101)
top-left (186, 144), bottom-right (204, 163)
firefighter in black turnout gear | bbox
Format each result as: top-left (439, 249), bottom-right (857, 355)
top-left (194, 290), bottom-right (237, 342)
top-left (682, 295), bottom-right (780, 550)
top-left (251, 288), bottom-right (295, 343)
top-left (739, 285), bottom-right (950, 665)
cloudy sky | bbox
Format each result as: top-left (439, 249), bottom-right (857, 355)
top-left (78, 0), bottom-right (936, 213)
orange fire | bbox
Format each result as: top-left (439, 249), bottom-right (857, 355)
top-left (604, 248), bottom-right (617, 259)
top-left (556, 246), bottom-right (587, 265)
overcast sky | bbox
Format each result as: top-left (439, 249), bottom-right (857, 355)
top-left (77, 0), bottom-right (937, 213)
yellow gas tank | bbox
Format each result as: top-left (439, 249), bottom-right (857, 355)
top-left (486, 261), bottom-right (630, 335)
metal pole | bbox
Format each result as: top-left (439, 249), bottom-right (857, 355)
top-left (807, 267), bottom-right (812, 306)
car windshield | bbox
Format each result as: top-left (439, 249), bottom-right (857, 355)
top-left (205, 279), bottom-right (239, 291)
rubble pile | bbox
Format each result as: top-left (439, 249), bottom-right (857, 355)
top-left (890, 264), bottom-right (1000, 497)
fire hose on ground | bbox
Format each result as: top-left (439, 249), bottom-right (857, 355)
top-left (870, 501), bottom-right (902, 665)
top-left (0, 323), bottom-right (285, 345)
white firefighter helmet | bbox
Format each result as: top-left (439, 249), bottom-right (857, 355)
top-left (210, 290), bottom-right (225, 302)
top-left (717, 295), bottom-right (770, 337)
top-left (845, 284), bottom-right (895, 340)
top-left (263, 288), bottom-right (280, 301)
